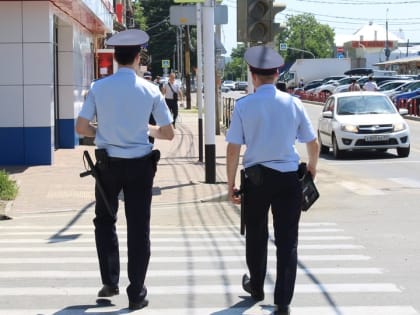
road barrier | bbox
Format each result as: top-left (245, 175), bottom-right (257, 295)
top-left (222, 91), bottom-right (420, 130)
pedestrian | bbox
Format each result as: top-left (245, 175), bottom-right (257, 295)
top-left (363, 76), bottom-right (379, 91)
top-left (154, 75), bottom-right (163, 92)
top-left (298, 78), bottom-right (304, 88)
top-left (225, 46), bottom-right (319, 315)
top-left (75, 29), bottom-right (174, 311)
top-left (143, 71), bottom-right (157, 144)
top-left (163, 72), bottom-right (183, 128)
top-left (348, 78), bottom-right (361, 91)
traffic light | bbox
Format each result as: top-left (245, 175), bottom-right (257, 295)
top-left (270, 3), bottom-right (286, 41)
top-left (237, 1), bottom-right (286, 43)
top-left (249, 0), bottom-right (271, 43)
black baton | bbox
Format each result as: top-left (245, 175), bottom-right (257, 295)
top-left (238, 169), bottom-right (246, 235)
top-left (80, 150), bottom-right (115, 218)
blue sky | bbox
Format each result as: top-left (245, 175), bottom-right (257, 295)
top-left (220, 0), bottom-right (420, 55)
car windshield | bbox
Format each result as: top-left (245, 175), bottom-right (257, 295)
top-left (400, 81), bottom-right (420, 92)
top-left (337, 95), bottom-right (396, 115)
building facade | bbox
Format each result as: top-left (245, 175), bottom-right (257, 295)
top-left (0, 0), bottom-right (115, 165)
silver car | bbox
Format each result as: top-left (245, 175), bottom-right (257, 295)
top-left (318, 92), bottom-right (410, 158)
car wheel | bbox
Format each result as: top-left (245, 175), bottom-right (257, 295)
top-left (318, 131), bottom-right (329, 154)
top-left (397, 146), bottom-right (410, 157)
top-left (332, 135), bottom-right (344, 159)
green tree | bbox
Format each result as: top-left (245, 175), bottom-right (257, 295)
top-left (223, 44), bottom-right (247, 81)
top-left (276, 13), bottom-right (335, 64)
top-left (132, 0), bottom-right (197, 78)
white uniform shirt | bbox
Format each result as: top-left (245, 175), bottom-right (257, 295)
top-left (226, 84), bottom-right (316, 172)
top-left (363, 81), bottom-right (379, 91)
top-left (79, 68), bottom-right (173, 158)
top-left (164, 81), bottom-right (180, 100)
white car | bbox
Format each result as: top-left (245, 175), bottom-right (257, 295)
top-left (221, 80), bottom-right (236, 91)
top-left (318, 91), bottom-right (410, 158)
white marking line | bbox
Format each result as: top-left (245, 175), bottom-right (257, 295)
top-left (0, 268), bottom-right (383, 279)
top-left (0, 235), bottom-right (354, 244)
top-left (0, 306), bottom-right (417, 315)
top-left (0, 244), bottom-right (363, 253)
top-left (0, 283), bottom-right (400, 296)
top-left (0, 255), bottom-right (371, 264)
top-left (329, 159), bottom-right (420, 165)
top-left (389, 177), bottom-right (420, 188)
top-left (0, 222), bottom-right (338, 230)
top-left (0, 228), bottom-right (344, 236)
top-left (339, 181), bottom-right (385, 195)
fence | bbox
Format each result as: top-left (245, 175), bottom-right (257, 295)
top-left (395, 98), bottom-right (420, 116)
top-left (221, 92), bottom-right (420, 129)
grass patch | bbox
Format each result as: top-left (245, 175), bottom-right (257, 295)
top-left (0, 169), bottom-right (18, 200)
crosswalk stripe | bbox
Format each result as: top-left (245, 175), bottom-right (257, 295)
top-left (0, 235), bottom-right (354, 244)
top-left (0, 267), bottom-right (383, 278)
top-left (0, 283), bottom-right (401, 296)
top-left (1, 221), bottom-right (416, 315)
top-left (0, 222), bottom-right (338, 230)
top-left (0, 254), bottom-right (371, 264)
top-left (1, 306), bottom-right (418, 315)
top-left (339, 181), bottom-right (385, 195)
top-left (389, 177), bottom-right (420, 188)
top-left (0, 244), bottom-right (364, 253)
top-left (0, 228), bottom-right (344, 236)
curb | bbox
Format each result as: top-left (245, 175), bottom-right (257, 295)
top-left (0, 200), bottom-right (13, 220)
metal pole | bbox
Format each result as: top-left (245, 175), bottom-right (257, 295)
top-left (203, 0), bottom-right (216, 183)
top-left (196, 3), bottom-right (204, 162)
top-left (385, 8), bottom-right (390, 61)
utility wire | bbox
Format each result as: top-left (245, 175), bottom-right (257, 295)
top-left (296, 0), bottom-right (420, 4)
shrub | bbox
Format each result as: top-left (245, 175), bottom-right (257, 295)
top-left (0, 169), bottom-right (18, 200)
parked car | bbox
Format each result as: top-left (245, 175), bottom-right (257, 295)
top-left (392, 88), bottom-right (420, 104)
top-left (235, 81), bottom-right (248, 91)
top-left (344, 68), bottom-right (373, 76)
top-left (221, 80), bottom-right (236, 91)
top-left (384, 80), bottom-right (420, 98)
top-left (314, 76), bottom-right (360, 96)
top-left (334, 77), bottom-right (411, 94)
top-left (318, 91), bottom-right (410, 158)
top-left (378, 80), bottom-right (413, 92)
top-left (292, 79), bottom-right (324, 93)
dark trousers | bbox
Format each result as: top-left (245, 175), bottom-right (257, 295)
top-left (165, 98), bottom-right (178, 124)
top-left (244, 166), bottom-right (302, 307)
top-left (94, 156), bottom-right (155, 303)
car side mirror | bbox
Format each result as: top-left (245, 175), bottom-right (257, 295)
top-left (399, 108), bottom-right (409, 116)
top-left (322, 111), bottom-right (333, 118)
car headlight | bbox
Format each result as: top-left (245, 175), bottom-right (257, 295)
top-left (341, 124), bottom-right (358, 133)
top-left (394, 122), bottom-right (406, 132)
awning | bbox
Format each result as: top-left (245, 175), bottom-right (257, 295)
top-left (374, 56), bottom-right (420, 66)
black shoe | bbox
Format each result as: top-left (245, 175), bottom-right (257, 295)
top-left (242, 274), bottom-right (264, 301)
top-left (129, 298), bottom-right (149, 310)
top-left (98, 285), bottom-right (119, 297)
top-left (273, 305), bottom-right (290, 315)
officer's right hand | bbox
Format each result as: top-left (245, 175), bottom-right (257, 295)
top-left (229, 187), bottom-right (241, 205)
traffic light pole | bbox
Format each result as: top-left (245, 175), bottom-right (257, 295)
top-left (196, 3), bottom-right (204, 162)
top-left (203, 0), bottom-right (216, 183)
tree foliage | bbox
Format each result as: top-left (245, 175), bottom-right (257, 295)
top-left (223, 45), bottom-right (247, 81)
top-left (276, 13), bottom-right (335, 64)
top-left (132, 0), bottom-right (197, 78)
top-left (224, 13), bottom-right (335, 80)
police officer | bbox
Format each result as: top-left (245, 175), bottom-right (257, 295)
top-left (76, 29), bottom-right (174, 311)
top-left (226, 46), bottom-right (319, 315)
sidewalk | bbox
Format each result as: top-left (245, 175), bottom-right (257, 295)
top-left (2, 109), bottom-right (229, 218)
